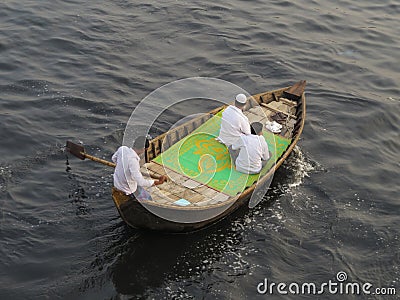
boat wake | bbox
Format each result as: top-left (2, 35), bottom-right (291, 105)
top-left (284, 146), bottom-right (317, 188)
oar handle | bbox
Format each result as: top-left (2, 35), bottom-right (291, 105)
top-left (82, 153), bottom-right (163, 180)
top-left (83, 153), bottom-right (116, 167)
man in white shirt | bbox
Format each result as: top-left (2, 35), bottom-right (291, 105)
top-left (217, 93), bottom-right (251, 147)
top-left (231, 122), bottom-right (270, 174)
top-left (112, 136), bottom-right (166, 200)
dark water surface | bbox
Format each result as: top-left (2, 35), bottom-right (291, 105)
top-left (1, 1), bottom-right (399, 299)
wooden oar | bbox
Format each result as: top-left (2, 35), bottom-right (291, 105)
top-left (66, 141), bottom-right (116, 167)
top-left (65, 141), bottom-right (163, 180)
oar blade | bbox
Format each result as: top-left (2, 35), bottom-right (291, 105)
top-left (66, 141), bottom-right (86, 160)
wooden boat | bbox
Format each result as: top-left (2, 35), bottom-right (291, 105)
top-left (110, 80), bottom-right (306, 233)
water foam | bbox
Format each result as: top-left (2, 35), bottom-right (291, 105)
top-left (285, 146), bottom-right (316, 188)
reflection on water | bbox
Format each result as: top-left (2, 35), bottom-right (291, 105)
top-left (77, 151), bottom-right (318, 298)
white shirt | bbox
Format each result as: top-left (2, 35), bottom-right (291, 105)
top-left (111, 146), bottom-right (154, 195)
top-left (232, 134), bottom-right (270, 174)
top-left (217, 105), bottom-right (251, 146)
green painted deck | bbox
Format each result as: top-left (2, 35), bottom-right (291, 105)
top-left (153, 112), bottom-right (291, 196)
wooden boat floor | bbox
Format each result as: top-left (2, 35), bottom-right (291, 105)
top-left (140, 163), bottom-right (232, 207)
top-left (244, 96), bottom-right (296, 139)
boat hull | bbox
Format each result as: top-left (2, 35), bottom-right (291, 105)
top-left (112, 81), bottom-right (306, 233)
top-left (112, 187), bottom-right (251, 233)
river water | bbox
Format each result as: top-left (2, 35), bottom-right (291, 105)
top-left (0, 1), bottom-right (399, 299)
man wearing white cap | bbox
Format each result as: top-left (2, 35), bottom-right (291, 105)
top-left (217, 93), bottom-right (251, 147)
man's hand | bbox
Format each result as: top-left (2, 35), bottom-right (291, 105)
top-left (154, 175), bottom-right (167, 186)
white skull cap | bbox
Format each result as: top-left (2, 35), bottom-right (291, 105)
top-left (235, 93), bottom-right (247, 104)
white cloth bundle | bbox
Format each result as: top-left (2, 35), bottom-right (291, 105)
top-left (265, 120), bottom-right (282, 133)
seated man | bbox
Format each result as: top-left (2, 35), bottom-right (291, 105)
top-left (112, 136), bottom-right (166, 200)
top-left (217, 93), bottom-right (251, 147)
top-left (231, 122), bottom-right (270, 174)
